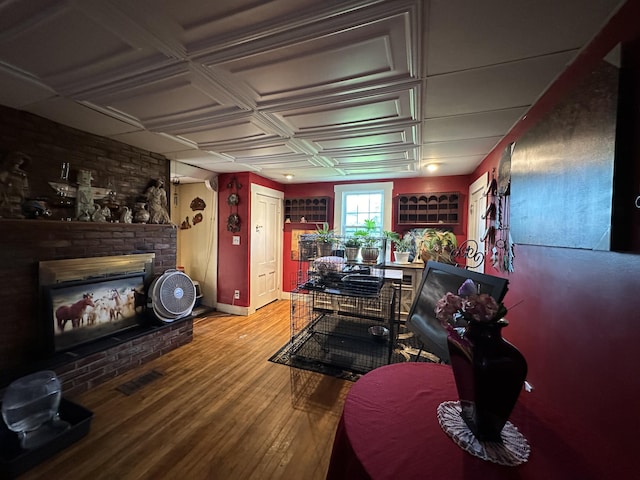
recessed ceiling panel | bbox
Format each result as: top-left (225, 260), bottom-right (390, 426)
top-left (156, 0), bottom-right (322, 49)
top-left (174, 118), bottom-right (274, 146)
top-left (0, 2), bottom-right (163, 92)
top-left (212, 13), bottom-right (410, 102)
top-left (219, 142), bottom-right (298, 160)
top-left (311, 127), bottom-right (416, 152)
top-left (275, 90), bottom-right (417, 134)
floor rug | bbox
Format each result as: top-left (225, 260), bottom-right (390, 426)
top-left (269, 324), bottom-right (441, 381)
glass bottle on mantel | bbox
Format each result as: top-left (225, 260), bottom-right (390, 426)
top-left (447, 319), bottom-right (528, 442)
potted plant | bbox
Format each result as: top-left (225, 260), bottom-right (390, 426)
top-left (354, 219), bottom-right (380, 263)
top-left (420, 228), bottom-right (458, 264)
top-left (384, 231), bottom-right (412, 263)
top-left (315, 222), bottom-right (336, 257)
top-left (343, 236), bottom-right (362, 261)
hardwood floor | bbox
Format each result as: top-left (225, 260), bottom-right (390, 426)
top-left (20, 300), bottom-right (352, 480)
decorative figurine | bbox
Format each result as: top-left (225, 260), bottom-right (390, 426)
top-left (75, 169), bottom-right (95, 221)
top-left (120, 206), bottom-right (133, 224)
top-left (180, 216), bottom-right (192, 230)
top-left (0, 151), bottom-right (31, 218)
top-left (145, 178), bottom-right (171, 224)
top-left (133, 201), bottom-right (150, 223)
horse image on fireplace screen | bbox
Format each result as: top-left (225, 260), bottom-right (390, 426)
top-left (45, 273), bottom-right (146, 352)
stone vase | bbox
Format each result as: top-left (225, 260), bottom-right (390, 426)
top-left (447, 319), bottom-right (527, 442)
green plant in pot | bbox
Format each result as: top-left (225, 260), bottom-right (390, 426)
top-left (420, 228), bottom-right (458, 264)
top-left (343, 236), bottom-right (362, 261)
top-left (354, 219), bottom-right (380, 263)
top-left (315, 222), bottom-right (336, 257)
top-left (384, 231), bottom-right (412, 263)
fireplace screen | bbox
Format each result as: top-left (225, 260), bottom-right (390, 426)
top-left (45, 273), bottom-right (146, 352)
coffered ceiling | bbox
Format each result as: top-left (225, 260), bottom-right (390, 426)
top-left (0, 0), bottom-right (623, 183)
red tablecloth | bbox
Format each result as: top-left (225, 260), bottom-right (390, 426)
top-left (326, 363), bottom-right (609, 480)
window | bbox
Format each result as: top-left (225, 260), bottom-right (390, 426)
top-left (333, 182), bottom-right (393, 235)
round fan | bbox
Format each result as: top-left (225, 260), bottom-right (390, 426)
top-left (148, 270), bottom-right (196, 323)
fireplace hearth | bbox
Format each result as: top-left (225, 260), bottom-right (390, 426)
top-left (1, 253), bottom-right (194, 398)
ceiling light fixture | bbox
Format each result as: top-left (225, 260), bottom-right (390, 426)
top-left (284, 174), bottom-right (294, 180)
top-left (425, 163), bottom-right (439, 173)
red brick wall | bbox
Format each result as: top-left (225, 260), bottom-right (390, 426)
top-left (56, 319), bottom-right (193, 398)
top-left (0, 105), bottom-right (186, 391)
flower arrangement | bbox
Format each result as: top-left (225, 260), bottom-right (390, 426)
top-left (435, 279), bottom-right (507, 326)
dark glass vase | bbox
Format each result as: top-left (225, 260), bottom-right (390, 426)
top-left (447, 319), bottom-right (527, 442)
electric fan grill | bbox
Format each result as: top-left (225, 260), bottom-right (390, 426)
top-left (148, 270), bottom-right (197, 322)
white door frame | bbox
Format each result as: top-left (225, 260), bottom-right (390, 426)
top-left (250, 184), bottom-right (283, 312)
top-left (467, 173), bottom-right (488, 272)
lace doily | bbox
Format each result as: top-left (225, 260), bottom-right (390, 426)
top-left (437, 401), bottom-right (530, 466)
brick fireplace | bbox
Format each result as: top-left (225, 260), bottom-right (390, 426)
top-left (0, 104), bottom-right (193, 396)
top-left (0, 219), bottom-right (191, 397)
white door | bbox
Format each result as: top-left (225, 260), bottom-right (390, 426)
top-left (467, 173), bottom-right (488, 272)
top-left (251, 185), bottom-right (283, 310)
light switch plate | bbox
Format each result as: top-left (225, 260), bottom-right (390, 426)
top-left (232, 235), bottom-right (240, 245)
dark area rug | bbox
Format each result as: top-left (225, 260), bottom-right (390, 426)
top-left (269, 324), bottom-right (441, 381)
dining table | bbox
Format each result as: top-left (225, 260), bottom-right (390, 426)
top-left (326, 362), bottom-right (611, 480)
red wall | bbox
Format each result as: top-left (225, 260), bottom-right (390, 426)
top-left (280, 176), bottom-right (471, 292)
top-left (470, 1), bottom-right (640, 474)
top-left (217, 172), bottom-right (283, 306)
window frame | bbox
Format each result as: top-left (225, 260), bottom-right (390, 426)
top-left (333, 182), bottom-right (393, 235)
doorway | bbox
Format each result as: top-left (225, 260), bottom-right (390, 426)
top-left (250, 184), bottom-right (284, 310)
top-left (467, 173), bottom-right (488, 273)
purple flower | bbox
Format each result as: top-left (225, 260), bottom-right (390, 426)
top-left (435, 292), bottom-right (463, 324)
top-left (458, 279), bottom-right (477, 297)
top-left (434, 279), bottom-right (508, 325)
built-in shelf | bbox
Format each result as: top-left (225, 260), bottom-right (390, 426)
top-left (284, 196), bottom-right (329, 223)
top-left (396, 192), bottom-right (461, 225)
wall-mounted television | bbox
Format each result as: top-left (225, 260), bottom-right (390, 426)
top-left (406, 261), bottom-right (509, 363)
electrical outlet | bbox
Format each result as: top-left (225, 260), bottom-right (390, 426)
top-left (234, 290), bottom-right (240, 300)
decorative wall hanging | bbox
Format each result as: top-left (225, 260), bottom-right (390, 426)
top-left (226, 177), bottom-right (242, 232)
top-left (190, 197), bottom-right (206, 211)
top-left (227, 213), bottom-right (240, 232)
top-left (193, 212), bottom-right (203, 225)
top-left (484, 144), bottom-right (515, 273)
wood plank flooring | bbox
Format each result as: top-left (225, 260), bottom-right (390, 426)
top-left (19, 300), bottom-right (352, 480)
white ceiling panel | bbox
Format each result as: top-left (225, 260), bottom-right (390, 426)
top-left (110, 131), bottom-right (198, 154)
top-left (24, 98), bottom-right (143, 137)
top-left (422, 108), bottom-right (527, 143)
top-left (212, 12), bottom-right (412, 103)
top-left (170, 117), bottom-right (277, 146)
top-left (424, 51), bottom-right (577, 119)
top-left (426, 0), bottom-right (623, 75)
top-left (0, 0), bottom-right (623, 183)
top-left (275, 88), bottom-right (419, 134)
top-left (0, 65), bottom-right (55, 108)
top-left (310, 126), bottom-right (418, 152)
top-left (422, 137), bottom-right (503, 159)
